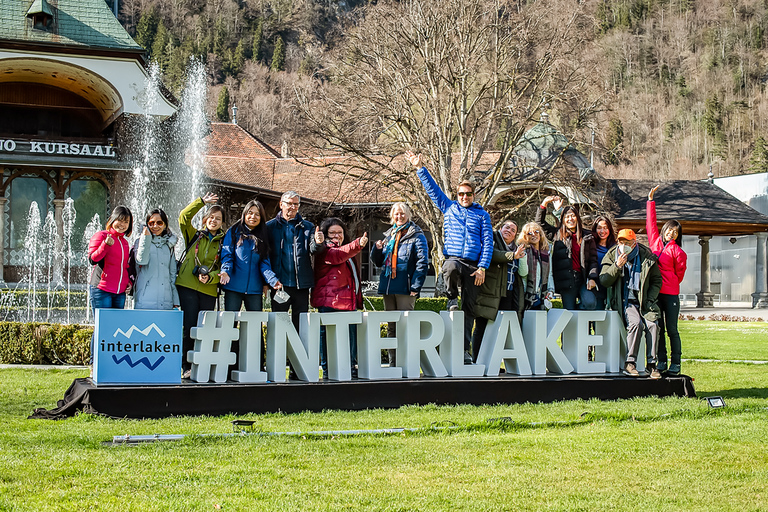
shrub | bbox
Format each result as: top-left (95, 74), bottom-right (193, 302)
top-left (0, 322), bottom-right (92, 365)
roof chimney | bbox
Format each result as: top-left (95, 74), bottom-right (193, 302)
top-left (231, 104), bottom-right (238, 125)
top-left (281, 140), bottom-right (290, 158)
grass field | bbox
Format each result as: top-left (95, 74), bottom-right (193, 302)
top-left (1, 320), bottom-right (767, 511)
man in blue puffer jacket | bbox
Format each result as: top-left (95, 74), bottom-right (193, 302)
top-left (407, 151), bottom-right (493, 364)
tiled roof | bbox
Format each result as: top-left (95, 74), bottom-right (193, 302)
top-left (0, 0), bottom-right (142, 50)
top-left (204, 157), bottom-right (275, 190)
top-left (206, 123), bottom-right (280, 158)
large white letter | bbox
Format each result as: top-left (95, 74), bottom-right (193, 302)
top-left (265, 312), bottom-right (321, 382)
top-left (439, 311), bottom-right (485, 377)
top-left (230, 311), bottom-right (268, 383)
top-left (358, 311), bottom-right (402, 380)
top-left (593, 310), bottom-right (625, 373)
top-left (319, 311), bottom-right (361, 381)
top-left (399, 310), bottom-right (447, 378)
top-left (522, 310), bottom-right (574, 375)
top-left (476, 311), bottom-right (531, 376)
top-left (561, 310), bottom-right (607, 374)
top-left (188, 311), bottom-right (238, 383)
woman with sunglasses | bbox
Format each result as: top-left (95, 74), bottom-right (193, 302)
top-left (176, 193), bottom-right (226, 377)
top-left (132, 208), bottom-right (179, 310)
top-left (536, 196), bottom-right (598, 310)
top-left (647, 185), bottom-right (687, 375)
top-left (517, 222), bottom-right (554, 310)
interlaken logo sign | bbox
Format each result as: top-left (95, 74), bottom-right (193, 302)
top-left (93, 309), bottom-right (183, 385)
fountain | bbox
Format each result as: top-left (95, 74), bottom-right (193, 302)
top-left (0, 59), bottom-right (210, 325)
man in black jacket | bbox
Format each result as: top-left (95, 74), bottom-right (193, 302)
top-left (266, 191), bottom-right (316, 329)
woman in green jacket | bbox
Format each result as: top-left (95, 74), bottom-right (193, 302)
top-left (177, 193), bottom-right (226, 376)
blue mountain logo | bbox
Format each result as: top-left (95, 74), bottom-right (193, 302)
top-left (112, 354), bottom-right (166, 371)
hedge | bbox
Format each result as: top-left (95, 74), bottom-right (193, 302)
top-left (0, 322), bottom-right (92, 365)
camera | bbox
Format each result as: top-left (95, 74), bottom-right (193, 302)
top-left (192, 265), bottom-right (210, 277)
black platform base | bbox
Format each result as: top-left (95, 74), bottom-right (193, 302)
top-left (30, 374), bottom-right (696, 419)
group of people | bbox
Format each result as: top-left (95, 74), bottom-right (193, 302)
top-left (87, 157), bottom-right (687, 380)
top-left (87, 191), bottom-right (377, 379)
top-left (408, 152), bottom-right (687, 378)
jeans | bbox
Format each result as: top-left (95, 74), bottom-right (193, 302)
top-left (558, 271), bottom-right (597, 310)
top-left (224, 291), bottom-right (263, 312)
top-left (657, 293), bottom-right (682, 365)
top-left (89, 286), bottom-right (126, 363)
top-left (318, 306), bottom-right (357, 376)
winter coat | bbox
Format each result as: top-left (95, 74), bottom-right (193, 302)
top-left (175, 198), bottom-right (225, 297)
top-left (220, 223), bottom-right (279, 295)
top-left (370, 221), bottom-right (429, 296)
top-left (599, 243), bottom-right (663, 323)
top-left (535, 206), bottom-right (599, 293)
top-left (88, 228), bottom-right (130, 294)
top-left (646, 200), bottom-right (687, 295)
top-left (266, 212), bottom-right (316, 289)
top-left (133, 232), bottom-right (180, 310)
top-left (523, 247), bottom-right (554, 310)
top-left (475, 230), bottom-right (528, 321)
top-left (311, 238), bottom-right (363, 311)
top-left (416, 166), bottom-right (493, 269)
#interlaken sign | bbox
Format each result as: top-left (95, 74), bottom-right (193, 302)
top-left (93, 309), bottom-right (183, 385)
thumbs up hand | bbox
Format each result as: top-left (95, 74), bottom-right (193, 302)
top-left (360, 232), bottom-right (369, 247)
top-left (314, 226), bottom-right (325, 245)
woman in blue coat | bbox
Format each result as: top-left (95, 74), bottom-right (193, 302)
top-left (371, 202), bottom-right (429, 366)
top-left (219, 199), bottom-right (282, 312)
top-left (132, 208), bottom-right (180, 310)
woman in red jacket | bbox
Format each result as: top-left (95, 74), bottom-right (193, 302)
top-left (647, 186), bottom-right (688, 375)
top-left (311, 217), bottom-right (368, 379)
top-left (88, 206), bottom-right (133, 315)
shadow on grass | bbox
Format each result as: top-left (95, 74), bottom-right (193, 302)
top-left (700, 388), bottom-right (768, 399)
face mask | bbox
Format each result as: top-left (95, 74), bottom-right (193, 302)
top-left (619, 244), bottom-right (632, 255)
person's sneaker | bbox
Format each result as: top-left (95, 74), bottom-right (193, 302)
top-left (447, 298), bottom-right (459, 311)
top-left (668, 363), bottom-right (681, 376)
top-left (351, 367), bottom-right (358, 379)
top-left (464, 351), bottom-right (474, 364)
top-left (649, 367), bottom-right (661, 379)
top-left (623, 362), bottom-right (639, 376)
top-left (656, 361), bottom-right (668, 373)
top-left (182, 369), bottom-right (191, 380)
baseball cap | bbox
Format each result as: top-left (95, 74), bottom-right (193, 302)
top-left (617, 229), bottom-right (636, 241)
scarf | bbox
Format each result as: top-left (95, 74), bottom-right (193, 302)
top-left (383, 223), bottom-right (409, 278)
top-left (622, 244), bottom-right (642, 309)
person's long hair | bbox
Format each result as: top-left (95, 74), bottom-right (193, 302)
top-left (105, 206), bottom-right (133, 237)
top-left (557, 205), bottom-right (585, 242)
top-left (517, 221), bottom-right (549, 252)
top-left (233, 199), bottom-right (270, 256)
top-left (320, 217), bottom-right (348, 245)
top-left (591, 215), bottom-right (616, 248)
top-left (145, 208), bottom-right (171, 237)
top-left (661, 219), bottom-right (683, 242)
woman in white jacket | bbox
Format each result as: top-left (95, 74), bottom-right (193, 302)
top-left (132, 208), bottom-right (180, 310)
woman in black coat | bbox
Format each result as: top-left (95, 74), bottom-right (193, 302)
top-left (535, 196), bottom-right (598, 310)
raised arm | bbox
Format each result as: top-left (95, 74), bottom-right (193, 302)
top-left (646, 185), bottom-right (663, 253)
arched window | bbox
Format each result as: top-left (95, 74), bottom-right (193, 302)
top-left (68, 179), bottom-right (107, 254)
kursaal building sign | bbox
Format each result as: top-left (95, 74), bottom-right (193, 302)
top-left (181, 309), bottom-right (632, 384)
top-left (0, 139), bottom-right (116, 158)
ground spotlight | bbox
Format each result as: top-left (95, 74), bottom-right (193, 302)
top-left (705, 396), bottom-right (726, 409)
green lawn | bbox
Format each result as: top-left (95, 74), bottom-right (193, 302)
top-left (678, 320), bottom-right (768, 361)
top-left (1, 320), bottom-right (767, 511)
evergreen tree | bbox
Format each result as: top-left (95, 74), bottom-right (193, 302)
top-left (151, 21), bottom-right (170, 69)
top-left (750, 137), bottom-right (768, 173)
top-left (271, 36), bottom-right (286, 72)
top-left (217, 87), bottom-right (230, 122)
top-left (607, 118), bottom-right (624, 166)
top-left (252, 20), bottom-right (264, 63)
top-left (135, 8), bottom-right (159, 51)
top-left (233, 40), bottom-right (247, 75)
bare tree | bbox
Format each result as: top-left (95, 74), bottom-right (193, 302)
top-left (295, 0), bottom-right (601, 264)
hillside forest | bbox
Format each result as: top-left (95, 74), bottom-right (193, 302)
top-left (118, 0), bottom-right (768, 181)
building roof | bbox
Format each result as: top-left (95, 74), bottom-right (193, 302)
top-left (609, 179), bottom-right (768, 236)
top-left (512, 118), bottom-right (595, 181)
top-left (0, 0), bottom-right (142, 51)
top-left (206, 123), bottom-right (281, 159)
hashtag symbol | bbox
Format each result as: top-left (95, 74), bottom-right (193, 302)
top-left (188, 311), bottom-right (239, 383)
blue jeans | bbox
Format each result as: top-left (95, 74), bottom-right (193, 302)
top-left (318, 306), bottom-right (357, 376)
top-left (224, 291), bottom-right (263, 312)
top-left (89, 286), bottom-right (126, 364)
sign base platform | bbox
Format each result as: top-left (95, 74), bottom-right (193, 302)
top-left (30, 374), bottom-right (696, 420)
